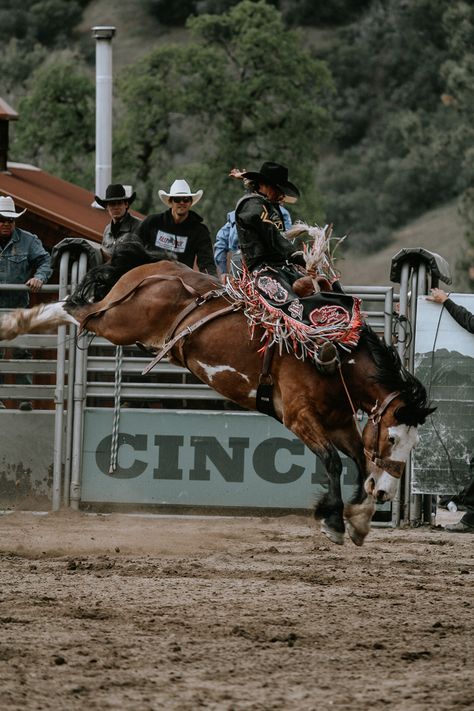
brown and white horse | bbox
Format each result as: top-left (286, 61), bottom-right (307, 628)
top-left (0, 245), bottom-right (434, 545)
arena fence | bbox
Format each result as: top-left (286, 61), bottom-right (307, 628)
top-left (0, 243), bottom-right (452, 525)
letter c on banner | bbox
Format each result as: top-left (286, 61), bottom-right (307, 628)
top-left (253, 437), bottom-right (305, 483)
top-left (96, 434), bottom-right (148, 478)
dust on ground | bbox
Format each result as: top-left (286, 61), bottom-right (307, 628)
top-left (0, 508), bottom-right (472, 711)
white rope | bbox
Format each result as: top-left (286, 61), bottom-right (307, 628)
top-left (109, 345), bottom-right (123, 473)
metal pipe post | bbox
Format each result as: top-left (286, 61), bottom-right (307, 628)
top-left (92, 26), bottom-right (115, 203)
top-left (51, 251), bottom-right (70, 511)
top-left (69, 253), bottom-right (89, 510)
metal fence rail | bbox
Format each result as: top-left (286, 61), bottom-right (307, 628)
top-left (2, 245), bottom-right (443, 524)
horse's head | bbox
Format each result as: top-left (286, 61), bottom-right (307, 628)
top-left (362, 392), bottom-right (436, 502)
top-left (353, 327), bottom-right (436, 503)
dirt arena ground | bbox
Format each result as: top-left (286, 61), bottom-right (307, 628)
top-left (0, 508), bottom-right (472, 711)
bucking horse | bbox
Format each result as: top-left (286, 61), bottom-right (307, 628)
top-left (0, 238), bottom-right (434, 545)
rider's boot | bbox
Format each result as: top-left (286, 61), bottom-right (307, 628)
top-left (315, 341), bottom-right (339, 375)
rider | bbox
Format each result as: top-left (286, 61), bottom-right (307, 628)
top-left (234, 161), bottom-right (339, 373)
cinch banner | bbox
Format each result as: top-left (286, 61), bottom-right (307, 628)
top-left (82, 409), bottom-right (367, 509)
top-left (413, 294), bottom-right (474, 495)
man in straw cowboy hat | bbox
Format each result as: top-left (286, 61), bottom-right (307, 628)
top-left (234, 161), bottom-right (345, 374)
top-left (95, 183), bottom-right (142, 253)
top-left (0, 194), bottom-right (52, 409)
top-left (138, 179), bottom-right (217, 276)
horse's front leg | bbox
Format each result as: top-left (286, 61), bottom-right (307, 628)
top-left (313, 444), bottom-right (346, 545)
top-left (284, 407), bottom-right (346, 544)
top-left (337, 437), bottom-right (375, 546)
top-left (341, 442), bottom-right (375, 546)
top-left (331, 424), bottom-right (376, 547)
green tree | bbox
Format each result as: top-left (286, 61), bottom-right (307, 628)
top-left (117, 0), bottom-right (333, 230)
top-left (317, 0), bottom-right (474, 253)
top-left (0, 0), bottom-right (85, 47)
top-left (440, 1), bottom-right (474, 287)
top-left (11, 56), bottom-right (95, 187)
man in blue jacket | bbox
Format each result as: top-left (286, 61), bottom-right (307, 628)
top-left (0, 195), bottom-right (52, 409)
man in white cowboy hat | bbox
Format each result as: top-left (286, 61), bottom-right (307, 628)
top-left (95, 184), bottom-right (142, 253)
top-left (138, 179), bottom-right (217, 276)
top-left (0, 194), bottom-right (52, 409)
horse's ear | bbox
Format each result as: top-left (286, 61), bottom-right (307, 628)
top-left (395, 405), bottom-right (436, 426)
top-left (419, 406), bottom-right (437, 424)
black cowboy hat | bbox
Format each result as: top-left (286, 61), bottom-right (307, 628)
top-left (95, 184), bottom-right (136, 208)
top-left (241, 162), bottom-right (300, 203)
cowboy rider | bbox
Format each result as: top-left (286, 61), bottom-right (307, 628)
top-left (234, 161), bottom-right (339, 373)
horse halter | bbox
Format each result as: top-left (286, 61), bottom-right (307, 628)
top-left (364, 391), bottom-right (406, 479)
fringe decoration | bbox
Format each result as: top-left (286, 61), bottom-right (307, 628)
top-left (226, 268), bottom-right (363, 364)
top-left (284, 222), bottom-right (345, 286)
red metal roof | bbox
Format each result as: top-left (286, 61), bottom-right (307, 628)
top-left (0, 162), bottom-right (142, 243)
top-left (0, 98), bottom-right (18, 121)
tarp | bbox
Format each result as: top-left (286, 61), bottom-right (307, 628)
top-left (413, 294), bottom-right (474, 494)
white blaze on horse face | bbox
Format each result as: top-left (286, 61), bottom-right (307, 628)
top-left (371, 424), bottom-right (419, 501)
top-left (389, 424), bottom-right (419, 461)
top-left (195, 360), bottom-right (249, 383)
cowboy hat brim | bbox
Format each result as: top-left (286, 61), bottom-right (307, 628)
top-left (158, 189), bottom-right (203, 207)
top-left (95, 192), bottom-right (136, 208)
top-left (241, 170), bottom-right (300, 202)
top-left (0, 208), bottom-right (26, 218)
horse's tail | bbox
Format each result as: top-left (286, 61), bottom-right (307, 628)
top-left (67, 235), bottom-right (176, 307)
top-left (0, 301), bottom-right (78, 340)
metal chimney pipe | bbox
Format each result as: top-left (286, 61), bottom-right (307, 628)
top-left (91, 26), bottom-right (116, 206)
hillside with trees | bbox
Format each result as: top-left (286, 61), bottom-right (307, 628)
top-left (1, 0), bottom-right (472, 288)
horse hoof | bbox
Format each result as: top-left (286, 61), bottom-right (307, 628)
top-left (321, 520), bottom-right (344, 545)
top-left (346, 521), bottom-right (366, 547)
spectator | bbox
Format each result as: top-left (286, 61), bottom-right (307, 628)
top-left (0, 195), bottom-right (52, 410)
top-left (427, 287), bottom-right (474, 533)
top-left (138, 179), bottom-right (217, 276)
top-left (95, 184), bottom-right (142, 254)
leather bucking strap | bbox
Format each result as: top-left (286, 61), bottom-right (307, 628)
top-left (78, 274), bottom-right (206, 333)
top-left (256, 342), bottom-right (279, 420)
top-left (142, 299), bottom-right (240, 375)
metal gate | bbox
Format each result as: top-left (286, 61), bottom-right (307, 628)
top-left (0, 242), bottom-right (452, 524)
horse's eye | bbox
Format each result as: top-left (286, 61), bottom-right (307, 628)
top-left (388, 436), bottom-right (396, 445)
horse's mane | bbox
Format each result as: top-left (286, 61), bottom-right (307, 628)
top-left (67, 235), bottom-right (176, 307)
top-left (358, 324), bottom-right (431, 425)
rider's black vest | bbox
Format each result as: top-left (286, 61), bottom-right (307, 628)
top-left (235, 193), bottom-right (297, 272)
